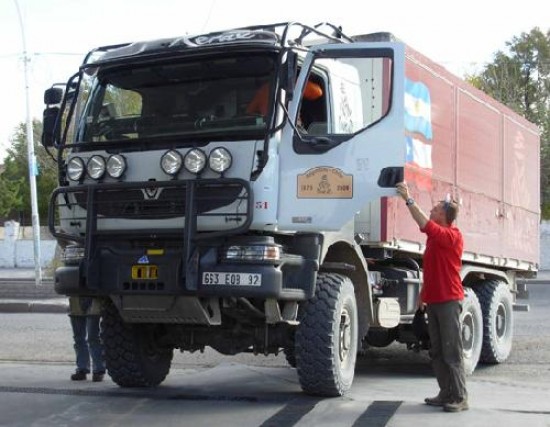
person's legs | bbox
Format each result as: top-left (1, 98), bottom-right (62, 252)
top-left (70, 315), bottom-right (90, 380)
top-left (425, 304), bottom-right (451, 403)
top-left (437, 300), bottom-right (468, 411)
top-left (86, 316), bottom-right (106, 381)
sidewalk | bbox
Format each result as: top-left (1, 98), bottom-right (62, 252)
top-left (0, 268), bottom-right (68, 313)
top-left (0, 267), bottom-right (41, 280)
top-left (0, 298), bottom-right (68, 313)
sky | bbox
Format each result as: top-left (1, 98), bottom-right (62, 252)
top-left (0, 0), bottom-right (548, 162)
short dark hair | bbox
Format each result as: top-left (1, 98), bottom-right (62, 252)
top-left (440, 200), bottom-right (459, 224)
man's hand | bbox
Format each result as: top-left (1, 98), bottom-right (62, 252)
top-left (396, 181), bottom-right (429, 229)
top-left (396, 182), bottom-right (410, 201)
top-left (417, 300), bottom-right (427, 312)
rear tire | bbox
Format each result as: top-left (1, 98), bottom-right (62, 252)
top-left (473, 280), bottom-right (514, 363)
top-left (295, 273), bottom-right (358, 396)
top-left (461, 288), bottom-right (483, 375)
top-left (101, 302), bottom-right (173, 387)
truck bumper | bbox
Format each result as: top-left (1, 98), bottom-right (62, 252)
top-left (54, 244), bottom-right (318, 301)
top-left (55, 265), bottom-right (84, 295)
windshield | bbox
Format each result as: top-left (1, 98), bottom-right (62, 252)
top-left (78, 54), bottom-right (277, 144)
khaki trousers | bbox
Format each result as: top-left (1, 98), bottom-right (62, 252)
top-left (426, 300), bottom-right (467, 401)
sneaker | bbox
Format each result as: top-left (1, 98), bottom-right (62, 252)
top-left (70, 371), bottom-right (87, 381)
top-left (424, 394), bottom-right (451, 407)
top-left (92, 372), bottom-right (105, 382)
top-left (444, 399), bottom-right (469, 412)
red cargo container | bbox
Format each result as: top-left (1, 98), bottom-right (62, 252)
top-left (381, 45), bottom-right (540, 271)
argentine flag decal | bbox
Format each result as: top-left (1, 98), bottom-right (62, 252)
top-left (404, 79), bottom-right (433, 140)
top-left (406, 137), bottom-right (432, 170)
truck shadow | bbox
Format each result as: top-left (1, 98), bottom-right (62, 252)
top-left (355, 344), bottom-right (433, 377)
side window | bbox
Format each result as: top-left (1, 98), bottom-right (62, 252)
top-left (68, 74), bottom-right (92, 144)
top-left (297, 74), bottom-right (328, 135)
top-left (305, 56), bottom-right (392, 135)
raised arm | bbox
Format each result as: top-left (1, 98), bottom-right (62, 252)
top-left (396, 182), bottom-right (429, 229)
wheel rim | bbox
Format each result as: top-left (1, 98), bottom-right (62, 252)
top-left (462, 311), bottom-right (474, 358)
top-left (495, 302), bottom-right (508, 341)
top-left (339, 308), bottom-right (352, 365)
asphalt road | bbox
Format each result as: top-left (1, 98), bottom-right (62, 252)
top-left (1, 286), bottom-right (549, 374)
top-left (0, 285), bottom-right (549, 426)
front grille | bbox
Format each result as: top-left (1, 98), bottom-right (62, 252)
top-left (49, 178), bottom-right (252, 241)
top-left (71, 182), bottom-right (243, 220)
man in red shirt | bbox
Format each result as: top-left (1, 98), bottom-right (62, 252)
top-left (396, 182), bottom-right (468, 412)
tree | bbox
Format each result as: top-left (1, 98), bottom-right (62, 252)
top-left (0, 120), bottom-right (58, 224)
top-left (0, 175), bottom-right (24, 217)
top-left (467, 27), bottom-right (550, 217)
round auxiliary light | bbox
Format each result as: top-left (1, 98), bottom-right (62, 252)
top-left (67, 157), bottom-right (85, 181)
top-left (106, 154), bottom-right (127, 179)
top-left (86, 155), bottom-right (106, 180)
top-left (208, 147), bottom-right (232, 173)
top-left (160, 150), bottom-right (183, 176)
top-left (184, 148), bottom-right (206, 174)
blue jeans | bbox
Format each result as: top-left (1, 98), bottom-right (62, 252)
top-left (70, 315), bottom-right (105, 373)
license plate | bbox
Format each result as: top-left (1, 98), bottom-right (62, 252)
top-left (131, 265), bottom-right (158, 280)
top-left (202, 272), bottom-right (261, 287)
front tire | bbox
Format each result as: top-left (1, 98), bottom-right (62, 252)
top-left (101, 302), bottom-right (173, 387)
top-left (473, 280), bottom-right (514, 364)
top-left (295, 273), bottom-right (358, 396)
top-left (461, 288), bottom-right (483, 375)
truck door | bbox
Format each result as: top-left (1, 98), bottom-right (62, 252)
top-left (278, 42), bottom-right (406, 231)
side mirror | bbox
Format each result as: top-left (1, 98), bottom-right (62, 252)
top-left (281, 51), bottom-right (297, 101)
top-left (42, 107), bottom-right (60, 147)
top-left (44, 87), bottom-right (63, 105)
top-left (377, 166), bottom-right (404, 188)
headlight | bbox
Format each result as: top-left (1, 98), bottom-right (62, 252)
top-left (223, 245), bottom-right (281, 261)
top-left (106, 154), bottom-right (127, 178)
top-left (209, 147), bottom-right (232, 173)
top-left (87, 155), bottom-right (106, 180)
top-left (160, 150), bottom-right (182, 176)
top-left (67, 157), bottom-right (85, 181)
top-left (184, 149), bottom-right (206, 174)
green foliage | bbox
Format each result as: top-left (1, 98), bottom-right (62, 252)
top-left (0, 120), bottom-right (58, 223)
top-left (0, 175), bottom-right (23, 216)
top-left (542, 201), bottom-right (550, 220)
top-left (467, 27), bottom-right (550, 218)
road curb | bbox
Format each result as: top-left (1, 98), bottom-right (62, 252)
top-left (0, 300), bottom-right (68, 314)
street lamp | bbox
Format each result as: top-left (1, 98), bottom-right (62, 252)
top-left (13, 0), bottom-right (42, 286)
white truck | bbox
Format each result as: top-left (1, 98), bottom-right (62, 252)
top-left (42, 22), bottom-right (540, 396)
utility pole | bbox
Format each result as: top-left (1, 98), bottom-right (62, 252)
top-left (14, 0), bottom-right (42, 286)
